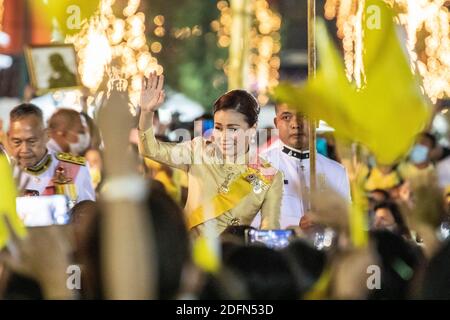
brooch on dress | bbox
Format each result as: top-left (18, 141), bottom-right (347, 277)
top-left (245, 173), bottom-right (268, 194)
top-left (218, 172), bottom-right (235, 194)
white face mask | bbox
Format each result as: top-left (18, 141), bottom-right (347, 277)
top-left (384, 224), bottom-right (398, 233)
top-left (69, 132), bottom-right (90, 155)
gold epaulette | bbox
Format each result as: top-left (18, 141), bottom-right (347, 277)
top-left (260, 159), bottom-right (272, 169)
top-left (56, 152), bottom-right (86, 166)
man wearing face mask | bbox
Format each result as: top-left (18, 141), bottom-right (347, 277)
top-left (47, 108), bottom-right (91, 156)
top-left (7, 104), bottom-right (95, 202)
top-left (399, 132), bottom-right (436, 180)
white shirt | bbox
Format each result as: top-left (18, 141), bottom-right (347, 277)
top-left (14, 150), bottom-right (95, 203)
top-left (252, 140), bottom-right (351, 229)
top-left (437, 156), bottom-right (450, 189)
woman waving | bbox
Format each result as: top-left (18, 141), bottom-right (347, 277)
top-left (138, 73), bottom-right (282, 237)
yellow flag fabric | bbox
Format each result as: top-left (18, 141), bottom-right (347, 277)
top-left (303, 267), bottom-right (331, 300)
top-left (192, 236), bottom-right (220, 274)
top-left (274, 0), bottom-right (431, 165)
top-left (350, 178), bottom-right (369, 248)
top-left (0, 155), bottom-right (27, 249)
top-left (364, 166), bottom-right (402, 191)
top-left (30, 0), bottom-right (99, 36)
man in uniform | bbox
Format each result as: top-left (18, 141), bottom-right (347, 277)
top-left (253, 103), bottom-right (350, 229)
top-left (6, 103), bottom-right (95, 202)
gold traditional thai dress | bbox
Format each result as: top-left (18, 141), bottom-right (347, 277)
top-left (138, 126), bottom-right (283, 236)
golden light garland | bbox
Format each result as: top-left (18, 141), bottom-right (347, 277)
top-left (213, 0), bottom-right (281, 105)
top-left (0, 0), bottom-right (4, 33)
top-left (66, 0), bottom-right (163, 112)
top-left (324, 0), bottom-right (450, 103)
top-left (325, 0), bottom-right (364, 86)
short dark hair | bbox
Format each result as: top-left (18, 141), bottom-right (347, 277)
top-left (374, 201), bottom-right (411, 239)
top-left (213, 90), bottom-right (260, 127)
top-left (369, 230), bottom-right (424, 300)
top-left (9, 103), bottom-right (43, 123)
top-left (223, 245), bottom-right (301, 299)
top-left (274, 103), bottom-right (306, 118)
top-left (274, 103), bottom-right (285, 113)
top-left (421, 132), bottom-right (437, 148)
top-left (369, 189), bottom-right (391, 201)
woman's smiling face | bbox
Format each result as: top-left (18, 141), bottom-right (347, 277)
top-left (213, 109), bottom-right (254, 158)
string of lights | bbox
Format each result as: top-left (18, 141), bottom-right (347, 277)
top-left (65, 0), bottom-right (164, 113)
top-left (213, 0), bottom-right (281, 105)
top-left (0, 0), bottom-right (4, 33)
top-left (324, 0), bottom-right (449, 103)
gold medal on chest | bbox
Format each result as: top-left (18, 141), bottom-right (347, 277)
top-left (245, 173), bottom-right (266, 194)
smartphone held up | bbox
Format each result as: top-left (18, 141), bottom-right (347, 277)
top-left (16, 195), bottom-right (71, 227)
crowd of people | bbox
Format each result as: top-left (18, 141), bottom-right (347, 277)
top-left (0, 72), bottom-right (449, 300)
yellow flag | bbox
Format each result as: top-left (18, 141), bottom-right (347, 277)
top-left (0, 155), bottom-right (27, 249)
top-left (192, 236), bottom-right (220, 274)
top-left (349, 178), bottom-right (369, 248)
top-left (274, 0), bottom-right (431, 165)
top-left (29, 0), bottom-right (99, 36)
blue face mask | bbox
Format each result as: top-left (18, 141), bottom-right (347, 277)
top-left (409, 144), bottom-right (429, 164)
top-left (316, 137), bottom-right (328, 157)
top-left (368, 156), bottom-right (377, 168)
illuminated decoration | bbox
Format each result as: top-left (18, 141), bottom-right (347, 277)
top-left (153, 15), bottom-right (165, 37)
top-left (66, 0), bottom-right (163, 113)
top-left (213, 0), bottom-right (281, 105)
top-left (0, 0), bottom-right (13, 69)
top-left (0, 0), bottom-right (3, 33)
top-left (324, 0), bottom-right (365, 87)
top-left (171, 25), bottom-right (203, 40)
top-left (227, 0), bottom-right (252, 92)
top-left (324, 0), bottom-right (450, 103)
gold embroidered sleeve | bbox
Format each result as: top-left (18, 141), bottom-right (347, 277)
top-left (138, 126), bottom-right (193, 172)
top-left (260, 170), bottom-right (283, 229)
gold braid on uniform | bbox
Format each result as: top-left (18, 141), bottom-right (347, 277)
top-left (24, 154), bottom-right (52, 175)
top-left (56, 152), bottom-right (86, 166)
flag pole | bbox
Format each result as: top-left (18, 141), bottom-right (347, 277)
top-left (308, 0), bottom-right (317, 200)
top-left (228, 0), bottom-right (252, 90)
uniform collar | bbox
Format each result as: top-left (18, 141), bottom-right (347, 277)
top-left (24, 150), bottom-right (52, 175)
top-left (281, 143), bottom-right (310, 160)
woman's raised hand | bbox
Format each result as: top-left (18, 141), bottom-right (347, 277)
top-left (140, 72), bottom-right (165, 113)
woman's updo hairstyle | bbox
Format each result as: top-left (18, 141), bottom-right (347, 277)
top-left (213, 90), bottom-right (260, 127)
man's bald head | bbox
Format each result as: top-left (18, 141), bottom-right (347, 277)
top-left (47, 108), bottom-right (86, 153)
top-left (48, 108), bottom-right (82, 131)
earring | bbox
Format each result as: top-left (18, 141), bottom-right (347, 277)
top-left (250, 135), bottom-right (256, 145)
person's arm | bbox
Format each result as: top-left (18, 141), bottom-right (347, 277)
top-left (97, 78), bottom-right (156, 299)
top-left (138, 114), bottom-right (192, 171)
top-left (0, 219), bottom-right (75, 300)
top-left (138, 74), bottom-right (191, 171)
top-left (260, 171), bottom-right (283, 229)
